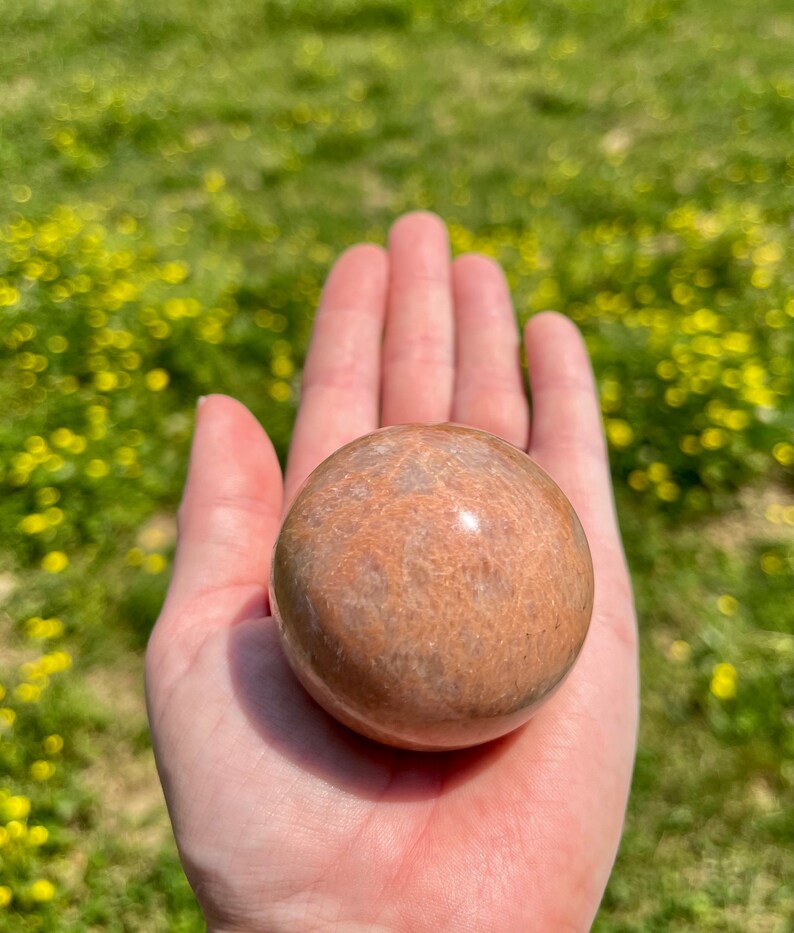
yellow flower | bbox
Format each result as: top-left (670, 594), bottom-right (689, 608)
top-left (5, 821), bottom-right (26, 840)
top-left (694, 268), bottom-right (716, 288)
top-left (164, 297), bottom-right (189, 319)
top-left (724, 410), bottom-right (749, 431)
top-left (45, 453), bottom-right (65, 473)
top-left (47, 335), bottom-right (68, 353)
top-left (0, 885), bottom-right (12, 908)
top-left (761, 553), bottom-right (782, 575)
top-left (94, 370), bottom-right (118, 391)
top-left (627, 469), bottom-right (649, 491)
top-left (115, 446), bottom-right (137, 465)
top-left (269, 380), bottom-right (292, 402)
top-left (160, 260), bottom-right (189, 283)
top-left (14, 452), bottom-right (36, 473)
top-left (28, 880), bottom-right (55, 903)
top-left (679, 435), bottom-right (700, 455)
top-left (0, 284), bottom-right (20, 307)
top-left (41, 551), bottom-right (68, 573)
top-left (741, 362), bottom-right (766, 387)
top-left (656, 481), bottom-right (680, 502)
top-left (28, 826), bottom-right (49, 846)
top-left (743, 386), bottom-right (775, 408)
top-left (691, 307), bottom-right (718, 332)
top-left (149, 320), bottom-right (171, 339)
top-left (2, 795), bottom-right (31, 820)
top-left (203, 169), bottom-right (226, 193)
top-left (25, 616), bottom-right (43, 637)
top-left (105, 280), bottom-right (139, 306)
top-left (25, 617), bottom-right (64, 639)
top-left (145, 368), bottom-right (170, 391)
top-left (772, 442), bottom-right (793, 466)
top-left (722, 331), bottom-right (751, 354)
top-left (30, 760), bottom-right (56, 781)
top-left (42, 651), bottom-right (72, 673)
top-left (665, 386), bottom-right (687, 407)
top-left (605, 419), bottom-right (634, 449)
top-left (764, 503), bottom-right (783, 523)
top-left (51, 427), bottom-right (74, 448)
top-left (126, 547), bottom-right (145, 566)
top-left (19, 514), bottom-right (48, 534)
top-left (144, 553), bottom-right (167, 574)
top-left (667, 640), bottom-right (692, 662)
top-left (43, 734), bottom-right (64, 754)
top-left (25, 435), bottom-right (48, 456)
top-left (700, 427), bottom-right (727, 450)
top-left (85, 459), bottom-right (109, 479)
top-left (36, 487), bottom-right (60, 506)
top-left (750, 268), bottom-right (772, 289)
top-left (14, 683), bottom-right (41, 703)
top-left (710, 662), bottom-right (737, 700)
top-left (198, 319), bottom-right (224, 344)
top-left (716, 595), bottom-right (738, 616)
top-left (655, 360), bottom-right (676, 380)
top-left (271, 355), bottom-right (294, 378)
top-left (720, 369), bottom-right (742, 389)
top-left (44, 507), bottom-right (64, 526)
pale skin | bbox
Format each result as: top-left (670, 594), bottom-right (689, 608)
top-left (145, 212), bottom-right (639, 933)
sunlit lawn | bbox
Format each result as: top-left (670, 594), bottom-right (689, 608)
top-left (1, 1), bottom-right (792, 929)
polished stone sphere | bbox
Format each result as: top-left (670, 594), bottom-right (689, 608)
top-left (270, 423), bottom-right (594, 751)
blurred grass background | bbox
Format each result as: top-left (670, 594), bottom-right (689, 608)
top-left (0, 0), bottom-right (791, 929)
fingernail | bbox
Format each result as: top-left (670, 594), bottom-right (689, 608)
top-left (197, 395), bottom-right (207, 408)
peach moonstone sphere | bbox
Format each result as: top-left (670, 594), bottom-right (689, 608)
top-left (270, 423), bottom-right (594, 751)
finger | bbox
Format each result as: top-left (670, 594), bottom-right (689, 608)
top-left (525, 311), bottom-right (635, 646)
top-left (285, 244), bottom-right (388, 504)
top-left (158, 394), bottom-right (283, 627)
top-left (451, 253), bottom-right (529, 448)
top-left (525, 312), bottom-right (617, 538)
top-left (381, 211), bottom-right (455, 425)
top-left (521, 312), bottom-right (638, 929)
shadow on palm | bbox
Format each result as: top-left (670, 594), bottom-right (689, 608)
top-left (227, 614), bottom-right (526, 802)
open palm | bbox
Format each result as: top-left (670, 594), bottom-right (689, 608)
top-left (145, 212), bottom-right (638, 933)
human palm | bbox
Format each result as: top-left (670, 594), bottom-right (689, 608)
top-left (145, 212), bottom-right (638, 933)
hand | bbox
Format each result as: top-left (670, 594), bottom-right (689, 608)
top-left (145, 212), bottom-right (638, 933)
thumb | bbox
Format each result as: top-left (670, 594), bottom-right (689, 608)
top-left (155, 394), bottom-right (283, 639)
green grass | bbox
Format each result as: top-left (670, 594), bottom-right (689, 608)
top-left (1, 0), bottom-right (792, 929)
